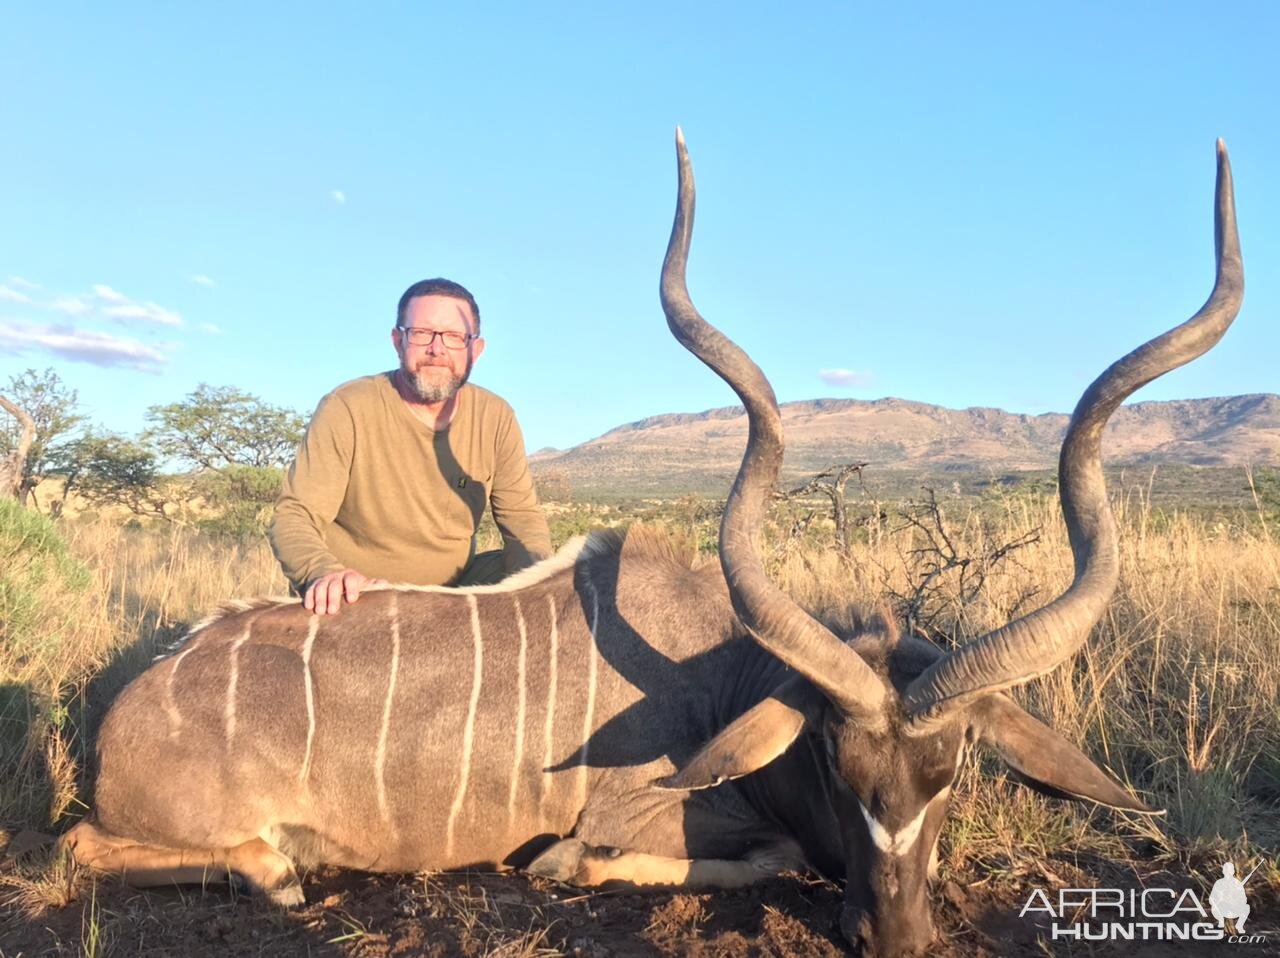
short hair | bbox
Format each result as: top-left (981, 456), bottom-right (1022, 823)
top-left (396, 278), bottom-right (481, 335)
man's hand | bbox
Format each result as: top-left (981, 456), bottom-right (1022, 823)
top-left (304, 569), bottom-right (387, 616)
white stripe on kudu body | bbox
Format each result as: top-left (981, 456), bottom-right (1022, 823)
top-left (298, 615), bottom-right (319, 784)
top-left (446, 594), bottom-right (484, 859)
top-left (224, 622), bottom-right (254, 740)
top-left (375, 593), bottom-right (401, 829)
top-left (164, 646), bottom-right (194, 740)
top-left (539, 594), bottom-right (559, 828)
top-left (507, 596), bottom-right (529, 833)
top-left (577, 582), bottom-right (600, 811)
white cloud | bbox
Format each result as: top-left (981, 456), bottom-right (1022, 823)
top-left (0, 320), bottom-right (168, 370)
top-left (331, 189), bottom-right (347, 204)
top-left (199, 322), bottom-right (223, 335)
top-left (818, 368), bottom-right (875, 389)
top-left (10, 281), bottom-right (187, 333)
top-left (93, 284), bottom-right (128, 303)
top-left (103, 302), bottom-right (184, 327)
top-left (190, 273), bottom-right (216, 287)
top-left (7, 276), bottom-right (38, 290)
top-left (48, 296), bottom-right (91, 316)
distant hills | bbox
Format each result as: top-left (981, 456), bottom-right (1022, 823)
top-left (531, 394), bottom-right (1280, 498)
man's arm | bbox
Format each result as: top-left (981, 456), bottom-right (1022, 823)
top-left (489, 407), bottom-right (553, 573)
top-left (269, 392), bottom-right (359, 593)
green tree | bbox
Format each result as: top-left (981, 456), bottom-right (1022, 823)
top-left (192, 464), bottom-right (284, 536)
top-left (0, 369), bottom-right (86, 508)
top-left (144, 385), bottom-right (304, 470)
top-left (54, 432), bottom-right (175, 522)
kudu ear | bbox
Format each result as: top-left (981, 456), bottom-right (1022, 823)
top-left (656, 678), bottom-right (824, 791)
top-left (973, 694), bottom-right (1162, 815)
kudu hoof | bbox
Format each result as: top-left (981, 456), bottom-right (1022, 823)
top-left (526, 838), bottom-right (589, 883)
top-left (264, 880), bottom-right (306, 908)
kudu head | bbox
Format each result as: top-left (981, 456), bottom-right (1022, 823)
top-left (658, 130), bottom-right (1243, 956)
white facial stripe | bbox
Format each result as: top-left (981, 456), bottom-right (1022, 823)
top-left (858, 799), bottom-right (929, 857)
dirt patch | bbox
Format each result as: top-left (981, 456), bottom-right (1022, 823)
top-left (2, 857), bottom-right (1277, 956)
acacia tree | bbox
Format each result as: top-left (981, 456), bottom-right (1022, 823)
top-left (144, 385), bottom-right (304, 471)
top-left (52, 431), bottom-right (174, 521)
top-left (144, 385), bottom-right (304, 534)
top-left (0, 369), bottom-right (85, 507)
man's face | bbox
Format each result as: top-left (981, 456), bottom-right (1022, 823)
top-left (392, 295), bottom-right (485, 403)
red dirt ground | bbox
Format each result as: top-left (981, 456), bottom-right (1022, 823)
top-left (2, 851), bottom-right (1277, 956)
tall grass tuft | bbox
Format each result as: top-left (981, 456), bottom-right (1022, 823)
top-left (0, 500), bottom-right (100, 827)
top-left (0, 513), bottom-right (286, 832)
top-left (769, 486), bottom-right (1280, 886)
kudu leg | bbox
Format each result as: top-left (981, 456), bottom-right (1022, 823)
top-left (529, 837), bottom-right (804, 890)
top-left (62, 820), bottom-right (305, 906)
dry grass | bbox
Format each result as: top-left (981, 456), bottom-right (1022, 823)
top-left (409, 874), bottom-right (565, 957)
top-left (2, 488), bottom-right (1278, 931)
top-left (0, 517), bottom-right (287, 834)
top-left (766, 487), bottom-right (1280, 895)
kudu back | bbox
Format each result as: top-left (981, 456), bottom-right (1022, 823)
top-left (67, 135), bottom-right (1242, 957)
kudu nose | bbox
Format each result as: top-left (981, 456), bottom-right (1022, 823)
top-left (840, 908), bottom-right (935, 957)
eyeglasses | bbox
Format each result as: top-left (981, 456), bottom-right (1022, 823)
top-left (396, 326), bottom-right (474, 349)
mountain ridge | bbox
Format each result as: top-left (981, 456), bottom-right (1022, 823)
top-left (531, 394), bottom-right (1280, 496)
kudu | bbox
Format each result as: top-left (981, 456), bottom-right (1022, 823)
top-left (65, 134), bottom-right (1242, 956)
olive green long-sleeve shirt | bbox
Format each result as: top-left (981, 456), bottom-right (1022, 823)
top-left (270, 373), bottom-right (552, 590)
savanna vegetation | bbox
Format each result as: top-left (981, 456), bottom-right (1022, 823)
top-left (1, 371), bottom-right (1277, 954)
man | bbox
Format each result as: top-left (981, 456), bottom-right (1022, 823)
top-left (270, 278), bottom-right (552, 615)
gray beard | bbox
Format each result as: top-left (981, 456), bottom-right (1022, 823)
top-left (405, 365), bottom-right (467, 403)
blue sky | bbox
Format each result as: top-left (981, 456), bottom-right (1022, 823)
top-left (1, 3), bottom-right (1275, 454)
